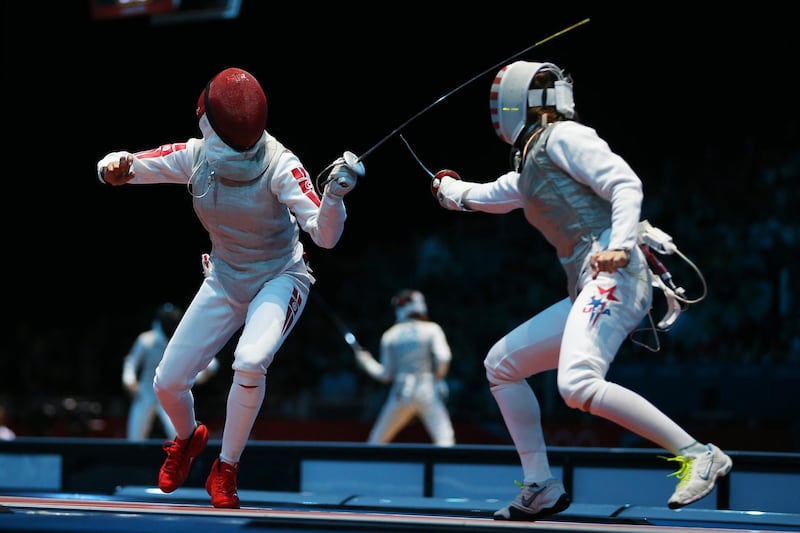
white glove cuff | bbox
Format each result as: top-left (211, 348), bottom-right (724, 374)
top-left (437, 176), bottom-right (472, 211)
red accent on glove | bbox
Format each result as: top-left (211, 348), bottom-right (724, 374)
top-left (431, 169), bottom-right (461, 197)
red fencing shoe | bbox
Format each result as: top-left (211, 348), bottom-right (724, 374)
top-left (158, 423), bottom-right (209, 493)
top-left (206, 457), bottom-right (240, 509)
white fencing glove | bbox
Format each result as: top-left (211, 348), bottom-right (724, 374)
top-left (325, 151), bottom-right (364, 199)
top-left (431, 169), bottom-right (472, 211)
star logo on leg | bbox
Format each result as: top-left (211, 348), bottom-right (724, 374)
top-left (583, 285), bottom-right (620, 327)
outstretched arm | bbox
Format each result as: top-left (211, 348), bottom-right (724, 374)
top-left (432, 169), bottom-right (524, 213)
top-left (354, 349), bottom-right (389, 383)
top-left (98, 153), bottom-right (135, 185)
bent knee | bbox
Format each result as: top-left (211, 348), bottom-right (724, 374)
top-left (153, 374), bottom-right (188, 398)
top-left (557, 373), bottom-right (605, 412)
top-left (484, 345), bottom-right (519, 385)
top-left (232, 348), bottom-right (273, 375)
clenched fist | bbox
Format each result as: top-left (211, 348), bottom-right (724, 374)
top-left (99, 154), bottom-right (135, 185)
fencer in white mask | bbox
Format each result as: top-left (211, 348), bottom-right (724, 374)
top-left (432, 60), bottom-right (731, 520)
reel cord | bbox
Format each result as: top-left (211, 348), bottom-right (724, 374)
top-left (631, 243), bottom-right (708, 352)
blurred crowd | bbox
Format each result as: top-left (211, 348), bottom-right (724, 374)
top-left (2, 122), bottom-right (797, 450)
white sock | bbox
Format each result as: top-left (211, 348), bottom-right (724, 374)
top-left (588, 381), bottom-right (696, 456)
top-left (491, 381), bottom-right (553, 483)
top-left (679, 441), bottom-right (709, 457)
top-left (220, 373), bottom-right (265, 464)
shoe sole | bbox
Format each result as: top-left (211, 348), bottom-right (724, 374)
top-left (210, 499), bottom-right (240, 509)
top-left (668, 455), bottom-right (733, 509)
top-left (495, 493), bottom-right (571, 521)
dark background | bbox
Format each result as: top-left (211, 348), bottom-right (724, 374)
top-left (3, 3), bottom-right (798, 449)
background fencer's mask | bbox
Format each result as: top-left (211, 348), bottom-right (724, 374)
top-left (392, 289), bottom-right (428, 321)
top-left (155, 302), bottom-right (183, 338)
top-left (196, 67), bottom-right (268, 151)
top-left (489, 61), bottom-right (575, 145)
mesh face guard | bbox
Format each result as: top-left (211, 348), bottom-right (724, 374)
top-left (392, 290), bottom-right (428, 321)
top-left (196, 67), bottom-right (268, 151)
top-left (489, 61), bottom-right (574, 146)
